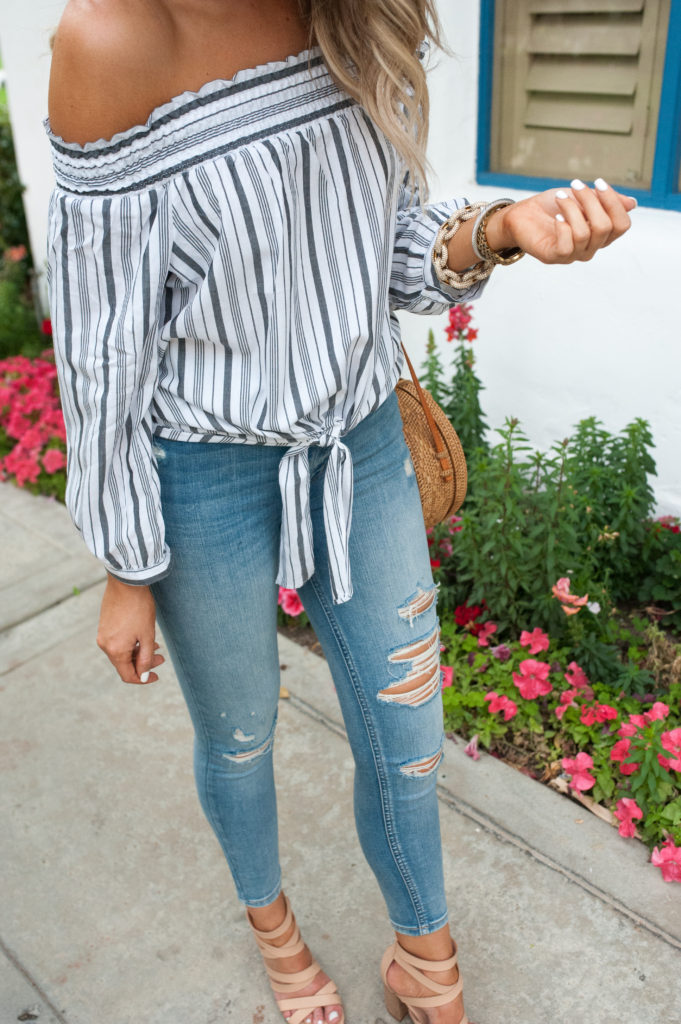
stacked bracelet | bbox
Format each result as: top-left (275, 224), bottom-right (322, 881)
top-left (432, 198), bottom-right (525, 291)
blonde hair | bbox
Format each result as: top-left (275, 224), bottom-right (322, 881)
top-left (300, 0), bottom-right (447, 198)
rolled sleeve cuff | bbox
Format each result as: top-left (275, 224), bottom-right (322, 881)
top-left (105, 548), bottom-right (172, 586)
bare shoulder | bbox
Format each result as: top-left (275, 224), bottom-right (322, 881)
top-left (48, 0), bottom-right (174, 145)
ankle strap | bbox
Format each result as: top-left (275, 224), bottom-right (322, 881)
top-left (393, 938), bottom-right (459, 975)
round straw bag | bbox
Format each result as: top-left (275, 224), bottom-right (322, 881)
top-left (396, 345), bottom-right (468, 529)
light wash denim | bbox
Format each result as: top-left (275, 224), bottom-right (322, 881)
top-left (150, 391), bottom-right (448, 935)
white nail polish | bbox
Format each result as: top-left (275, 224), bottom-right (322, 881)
top-left (594, 178), bottom-right (609, 192)
top-left (556, 213), bottom-right (566, 222)
top-left (329, 1014), bottom-right (340, 1022)
top-left (556, 189), bottom-right (568, 199)
top-left (628, 196), bottom-right (638, 208)
top-left (570, 178), bottom-right (586, 190)
top-left (140, 671), bottom-right (150, 682)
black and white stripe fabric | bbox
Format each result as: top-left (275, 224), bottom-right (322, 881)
top-left (45, 45), bottom-right (486, 603)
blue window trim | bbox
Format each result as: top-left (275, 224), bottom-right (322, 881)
top-left (477, 0), bottom-right (681, 211)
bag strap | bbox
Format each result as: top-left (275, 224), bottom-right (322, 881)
top-left (400, 344), bottom-right (452, 476)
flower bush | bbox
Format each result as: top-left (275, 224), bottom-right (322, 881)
top-left (439, 605), bottom-right (681, 883)
top-left (428, 304), bottom-right (681, 881)
top-left (0, 349), bottom-right (67, 500)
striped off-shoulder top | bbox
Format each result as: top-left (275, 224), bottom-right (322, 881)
top-left (45, 44), bottom-right (486, 604)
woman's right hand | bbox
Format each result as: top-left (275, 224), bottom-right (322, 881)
top-left (97, 575), bottom-right (165, 684)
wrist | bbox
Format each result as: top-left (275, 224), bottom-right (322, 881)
top-left (484, 206), bottom-right (516, 254)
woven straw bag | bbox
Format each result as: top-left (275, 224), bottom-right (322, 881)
top-left (396, 345), bottom-right (468, 529)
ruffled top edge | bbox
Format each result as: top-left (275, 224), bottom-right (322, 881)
top-left (43, 44), bottom-right (324, 154)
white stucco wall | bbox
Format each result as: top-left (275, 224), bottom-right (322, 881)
top-left (1, 0), bottom-right (679, 511)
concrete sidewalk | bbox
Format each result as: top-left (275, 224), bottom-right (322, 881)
top-left (1, 482), bottom-right (679, 1024)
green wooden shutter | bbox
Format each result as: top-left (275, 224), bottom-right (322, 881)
top-left (490, 0), bottom-right (670, 188)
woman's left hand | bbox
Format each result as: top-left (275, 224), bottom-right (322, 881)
top-left (489, 178), bottom-right (636, 265)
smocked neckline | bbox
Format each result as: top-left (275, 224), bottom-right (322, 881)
top-left (43, 44), bottom-right (324, 154)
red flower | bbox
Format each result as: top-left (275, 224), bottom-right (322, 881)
top-left (477, 621), bottom-right (497, 647)
top-left (278, 587), bottom-right (304, 617)
top-left (610, 738), bottom-right (640, 775)
top-left (561, 752), bottom-right (596, 792)
top-left (430, 558), bottom-right (441, 569)
top-left (613, 798), bottom-right (643, 839)
top-left (595, 704), bottom-right (618, 723)
top-left (454, 603), bottom-right (482, 627)
top-left (484, 691), bottom-right (518, 721)
top-left (519, 627), bottom-right (550, 655)
top-left (41, 318), bottom-right (53, 336)
top-left (512, 659), bottom-right (552, 700)
top-left (660, 727), bottom-right (681, 772)
top-left (563, 661), bottom-right (590, 691)
top-left (440, 666), bottom-right (454, 690)
top-left (651, 839), bottom-right (681, 883)
top-left (580, 705), bottom-right (598, 726)
top-left (554, 686), bottom-right (578, 720)
top-left (42, 449), bottom-right (67, 474)
top-left (447, 303), bottom-right (473, 337)
top-left (464, 734), bottom-right (480, 760)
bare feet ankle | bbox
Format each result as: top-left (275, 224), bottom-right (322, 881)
top-left (247, 894), bottom-right (343, 1024)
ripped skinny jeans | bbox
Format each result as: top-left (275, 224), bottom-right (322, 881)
top-left (150, 391), bottom-right (448, 935)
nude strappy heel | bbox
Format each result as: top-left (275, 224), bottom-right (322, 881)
top-left (380, 938), bottom-right (470, 1024)
top-left (247, 894), bottom-right (344, 1024)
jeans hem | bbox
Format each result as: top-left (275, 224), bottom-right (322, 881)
top-left (390, 908), bottom-right (450, 936)
top-left (238, 875), bottom-right (283, 909)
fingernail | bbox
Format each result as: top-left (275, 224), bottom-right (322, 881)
top-left (556, 213), bottom-right (566, 222)
top-left (594, 178), bottom-right (609, 192)
top-left (329, 1014), bottom-right (340, 1022)
top-left (570, 178), bottom-right (586, 190)
top-left (556, 189), bottom-right (569, 199)
top-left (628, 196), bottom-right (638, 208)
top-left (140, 671), bottom-right (150, 682)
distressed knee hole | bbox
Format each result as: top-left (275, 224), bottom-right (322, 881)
top-left (397, 585), bottom-right (436, 627)
top-left (378, 625), bottom-right (440, 707)
top-left (400, 743), bottom-right (444, 778)
top-left (221, 733), bottom-right (273, 764)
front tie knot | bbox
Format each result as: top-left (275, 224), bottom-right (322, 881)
top-left (276, 431), bottom-right (354, 605)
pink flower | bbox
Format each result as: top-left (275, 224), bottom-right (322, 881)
top-left (464, 734), bottom-right (480, 760)
top-left (618, 722), bottom-right (638, 738)
top-left (441, 666), bottom-right (453, 690)
top-left (580, 706), bottom-right (598, 727)
top-left (555, 687), bottom-right (578, 720)
top-left (42, 449), bottom-right (67, 474)
top-left (646, 702), bottom-right (670, 723)
top-left (613, 798), bottom-right (643, 838)
top-left (610, 738), bottom-right (640, 775)
top-left (491, 643), bottom-right (512, 662)
top-left (595, 704), bottom-right (618, 723)
top-left (551, 577), bottom-right (588, 615)
top-left (561, 752), bottom-right (596, 792)
top-left (484, 691), bottom-right (518, 721)
top-left (660, 727), bottom-right (681, 772)
top-left (477, 621), bottom-right (498, 647)
top-left (564, 661), bottom-right (591, 691)
top-left (651, 839), bottom-right (681, 883)
top-left (519, 628), bottom-right (550, 655)
top-left (278, 588), bottom-right (304, 617)
top-left (629, 713), bottom-right (647, 729)
top-left (512, 659), bottom-right (552, 700)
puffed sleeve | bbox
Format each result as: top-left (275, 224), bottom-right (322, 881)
top-left (388, 172), bottom-right (489, 314)
top-left (46, 185), bottom-right (172, 584)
